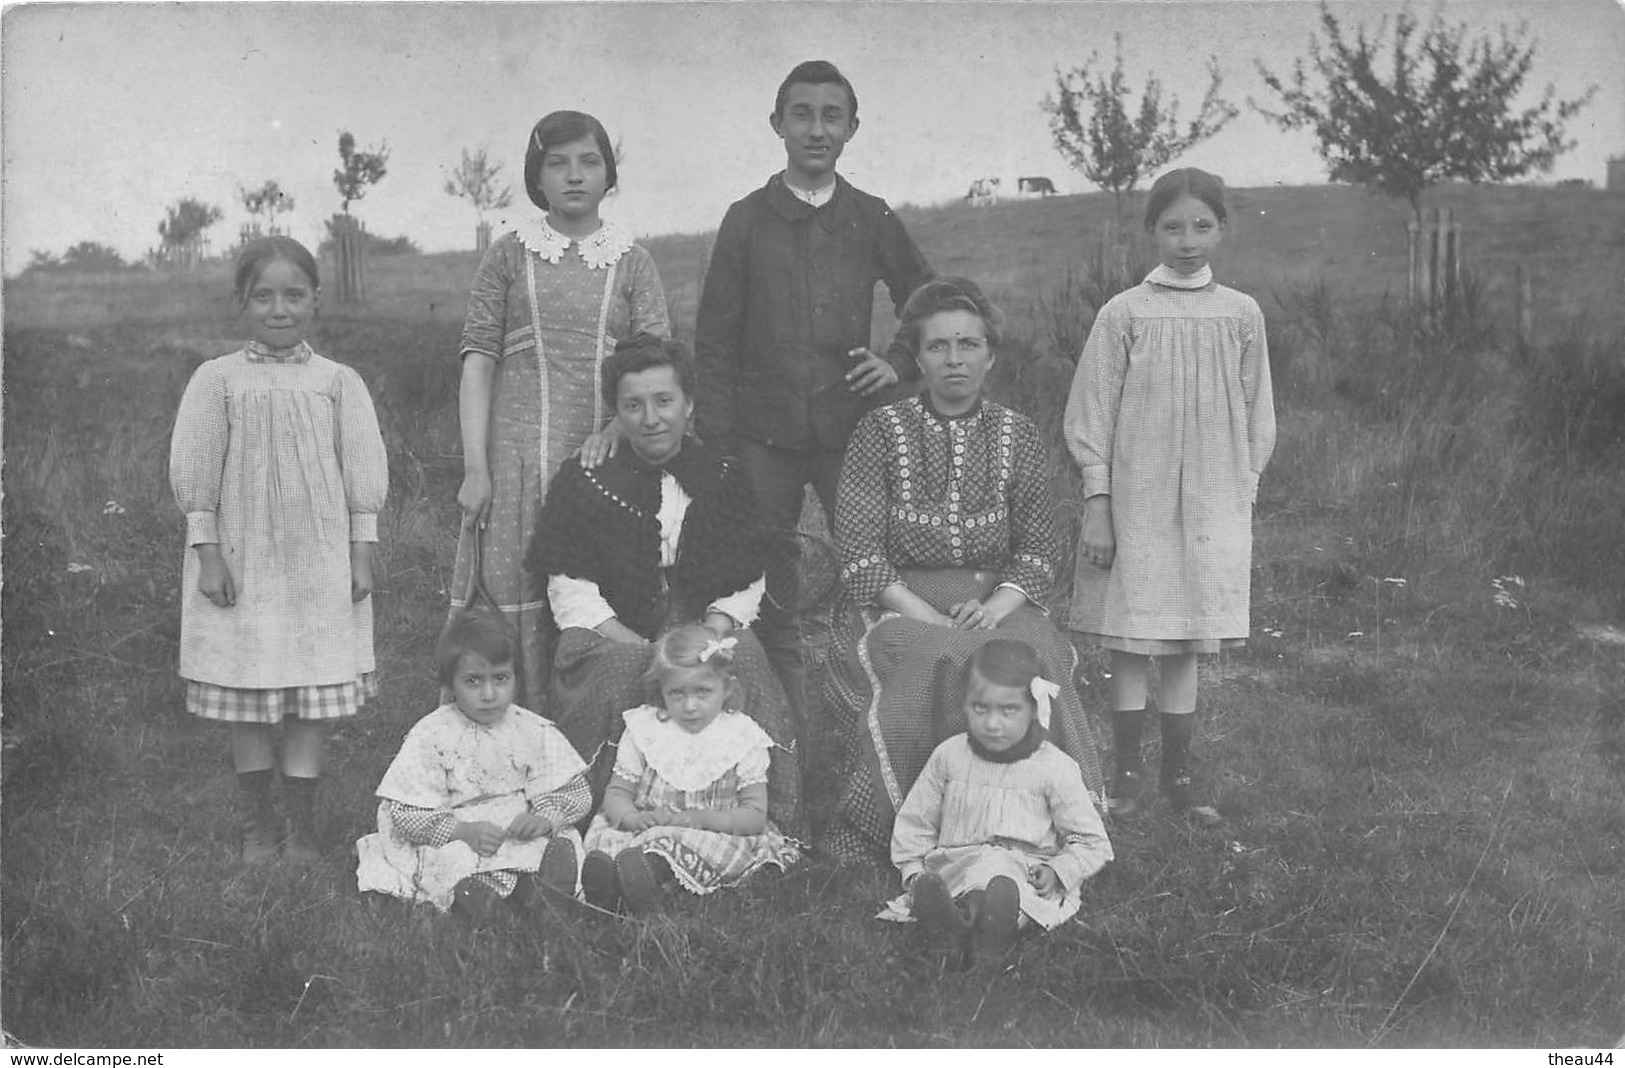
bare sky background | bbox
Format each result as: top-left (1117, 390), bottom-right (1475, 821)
top-left (2, 0), bottom-right (1622, 276)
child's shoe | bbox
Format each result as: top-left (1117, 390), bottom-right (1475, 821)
top-left (282, 823), bottom-right (320, 865)
top-left (240, 815), bottom-right (282, 865)
top-left (1108, 765), bottom-right (1148, 821)
top-left (909, 873), bottom-right (969, 940)
top-left (614, 848), bottom-right (665, 914)
top-left (536, 835), bottom-right (579, 899)
top-left (971, 876), bottom-right (1021, 965)
top-left (452, 877), bottom-right (500, 923)
top-left (1162, 766), bottom-right (1225, 829)
top-left (581, 849), bottom-right (621, 911)
top-left (282, 776), bottom-right (321, 864)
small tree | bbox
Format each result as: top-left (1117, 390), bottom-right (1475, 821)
top-left (333, 131), bottom-right (390, 215)
top-left (443, 147), bottom-right (514, 226)
top-left (1044, 34), bottom-right (1238, 215)
top-left (1252, 4), bottom-right (1596, 216)
top-left (241, 179), bottom-right (296, 236)
top-left (157, 198), bottom-right (223, 269)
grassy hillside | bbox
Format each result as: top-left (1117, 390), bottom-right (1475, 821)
top-left (3, 183), bottom-right (1624, 1047)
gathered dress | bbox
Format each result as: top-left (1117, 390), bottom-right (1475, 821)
top-left (355, 703), bottom-right (588, 911)
top-left (450, 217), bottom-right (669, 706)
top-left (169, 341), bottom-right (388, 720)
top-left (881, 734), bottom-right (1113, 929)
top-left (824, 395), bottom-right (1107, 852)
top-left (1062, 264), bottom-right (1275, 652)
top-left (584, 705), bottom-right (801, 893)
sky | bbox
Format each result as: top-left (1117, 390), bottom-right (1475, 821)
top-left (2, 0), bottom-right (1622, 276)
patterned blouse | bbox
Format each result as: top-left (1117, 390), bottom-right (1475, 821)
top-left (836, 395), bottom-right (1058, 608)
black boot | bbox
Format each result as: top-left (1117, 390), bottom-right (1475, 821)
top-left (1108, 708), bottom-right (1148, 819)
top-left (1160, 713), bottom-right (1223, 828)
top-left (237, 769), bottom-right (281, 864)
top-left (282, 775), bottom-right (321, 863)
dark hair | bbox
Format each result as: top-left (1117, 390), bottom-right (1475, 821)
top-left (600, 333), bottom-right (697, 410)
top-left (1143, 167), bottom-right (1229, 231)
top-left (234, 236), bottom-right (319, 304)
top-left (959, 638), bottom-right (1042, 709)
top-left (523, 110), bottom-right (618, 211)
top-left (435, 609), bottom-right (518, 689)
top-left (774, 59), bottom-right (858, 120)
top-left (642, 623), bottom-right (742, 713)
top-left (897, 275), bottom-right (1000, 356)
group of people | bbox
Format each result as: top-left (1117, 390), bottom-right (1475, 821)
top-left (168, 59), bottom-right (1274, 961)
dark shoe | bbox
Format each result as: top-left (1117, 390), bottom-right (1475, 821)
top-left (241, 816), bottom-right (282, 865)
top-left (536, 836), bottom-right (579, 898)
top-left (971, 876), bottom-right (1021, 965)
top-left (581, 849), bottom-right (620, 911)
top-left (452, 878), bottom-right (500, 923)
top-left (614, 849), bottom-right (664, 914)
top-left (282, 823), bottom-right (320, 865)
top-left (1108, 765), bottom-right (1148, 821)
top-left (909, 874), bottom-right (968, 940)
top-left (1162, 768), bottom-right (1225, 829)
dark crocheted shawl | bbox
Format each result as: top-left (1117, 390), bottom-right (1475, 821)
top-left (526, 438), bottom-right (770, 640)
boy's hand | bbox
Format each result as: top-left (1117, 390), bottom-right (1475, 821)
top-left (350, 543), bottom-right (375, 602)
top-left (454, 820), bottom-right (506, 856)
top-left (845, 348), bottom-right (898, 396)
top-left (196, 545), bottom-right (236, 608)
top-left (1030, 864), bottom-right (1063, 896)
top-left (577, 422), bottom-right (623, 470)
top-left (1080, 495), bottom-right (1115, 569)
top-left (506, 812), bottom-right (553, 841)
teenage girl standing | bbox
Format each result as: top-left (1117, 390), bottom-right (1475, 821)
top-left (1063, 168), bottom-right (1275, 826)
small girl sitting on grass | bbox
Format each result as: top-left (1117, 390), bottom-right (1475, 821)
top-left (580, 624), bottom-right (801, 914)
top-left (356, 610), bottom-right (590, 918)
top-left (882, 639), bottom-right (1113, 964)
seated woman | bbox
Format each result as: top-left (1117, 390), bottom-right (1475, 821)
top-left (526, 334), bottom-right (802, 843)
top-left (823, 276), bottom-right (1106, 862)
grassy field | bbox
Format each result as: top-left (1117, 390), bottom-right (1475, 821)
top-left (3, 183), bottom-right (1624, 1048)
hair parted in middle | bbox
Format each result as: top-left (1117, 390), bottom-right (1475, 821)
top-left (233, 235), bottom-right (320, 305)
top-left (434, 608), bottom-right (519, 688)
top-left (773, 59), bottom-right (858, 120)
top-left (958, 637), bottom-right (1043, 707)
top-left (1143, 167), bottom-right (1229, 231)
top-left (600, 332), bottom-right (698, 409)
top-left (523, 110), bottom-right (618, 211)
top-left (896, 275), bottom-right (1002, 356)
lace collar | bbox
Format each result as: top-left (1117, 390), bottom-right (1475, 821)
top-left (1145, 263), bottom-right (1214, 290)
top-left (620, 704), bottom-right (773, 792)
top-left (508, 215), bottom-right (635, 270)
top-left (245, 339), bottom-right (313, 364)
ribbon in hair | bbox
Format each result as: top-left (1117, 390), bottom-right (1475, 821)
top-left (698, 636), bottom-right (738, 663)
top-left (1029, 676), bottom-right (1060, 730)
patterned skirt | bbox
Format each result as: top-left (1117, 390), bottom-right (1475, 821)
top-left (584, 808), bottom-right (800, 895)
top-left (549, 627), bottom-right (805, 843)
top-left (825, 570), bottom-right (1107, 850)
top-left (185, 672), bottom-right (378, 723)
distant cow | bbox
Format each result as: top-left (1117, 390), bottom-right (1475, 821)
top-left (965, 177), bottom-right (1001, 206)
top-left (1017, 176), bottom-right (1057, 196)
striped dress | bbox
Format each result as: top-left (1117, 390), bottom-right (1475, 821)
top-left (1062, 264), bottom-right (1276, 652)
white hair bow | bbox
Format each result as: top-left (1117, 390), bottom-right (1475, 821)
top-left (698, 636), bottom-right (738, 663)
top-left (1029, 676), bottom-right (1060, 729)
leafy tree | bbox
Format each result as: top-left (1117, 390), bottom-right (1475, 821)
top-left (443, 147), bottom-right (514, 226)
top-left (1044, 34), bottom-right (1237, 213)
top-left (333, 131), bottom-right (390, 214)
top-left (157, 198), bottom-right (223, 266)
top-left (240, 179), bottom-right (296, 235)
top-left (60, 241), bottom-right (130, 272)
top-left (1252, 4), bottom-right (1596, 216)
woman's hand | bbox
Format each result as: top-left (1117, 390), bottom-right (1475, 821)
top-left (595, 617), bottom-right (648, 646)
top-left (577, 422), bottom-right (624, 470)
top-left (1030, 864), bottom-right (1063, 896)
top-left (880, 582), bottom-right (954, 626)
top-left (196, 545), bottom-right (235, 608)
top-left (453, 820), bottom-right (506, 856)
top-left (845, 348), bottom-right (899, 397)
top-left (506, 812), bottom-right (553, 841)
top-left (457, 468), bottom-right (493, 530)
top-left (947, 587), bottom-right (1025, 630)
top-left (350, 543), bottom-right (375, 602)
top-left (1080, 495), bottom-right (1116, 570)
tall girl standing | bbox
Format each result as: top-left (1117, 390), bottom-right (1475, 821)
top-left (170, 236), bottom-right (389, 864)
top-left (1063, 168), bottom-right (1275, 827)
top-left (453, 110), bottom-right (670, 707)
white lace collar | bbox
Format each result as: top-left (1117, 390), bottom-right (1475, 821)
top-left (621, 704), bottom-right (773, 792)
top-left (1145, 263), bottom-right (1214, 290)
top-left (508, 215), bottom-right (635, 270)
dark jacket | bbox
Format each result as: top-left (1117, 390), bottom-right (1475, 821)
top-left (693, 173), bottom-right (932, 454)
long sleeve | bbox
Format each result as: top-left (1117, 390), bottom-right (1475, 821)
top-left (458, 240), bottom-right (514, 362)
top-left (336, 366), bottom-right (389, 542)
top-left (891, 744), bottom-right (949, 885)
top-left (386, 801), bottom-right (460, 847)
top-left (709, 575), bottom-right (765, 628)
top-left (624, 245), bottom-right (672, 339)
top-left (834, 414), bottom-right (902, 606)
top-left (529, 770), bottom-right (592, 827)
top-left (1043, 763), bottom-right (1114, 891)
top-left (874, 207), bottom-right (933, 380)
top-left (693, 203), bottom-right (749, 451)
top-left (1002, 418), bottom-right (1059, 602)
top-left (1064, 297), bottom-right (1132, 500)
top-left (1240, 299), bottom-right (1277, 502)
top-left (169, 360), bottom-right (229, 546)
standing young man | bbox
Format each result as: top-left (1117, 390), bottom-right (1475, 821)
top-left (694, 59), bottom-right (933, 724)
